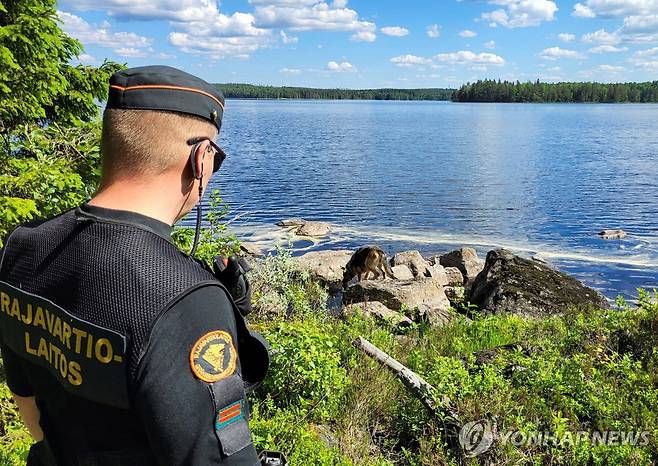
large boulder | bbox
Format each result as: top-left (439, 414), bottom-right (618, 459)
top-left (469, 249), bottom-right (609, 317)
top-left (295, 221), bottom-right (332, 237)
top-left (390, 264), bottom-right (414, 280)
top-left (424, 263), bottom-right (449, 286)
top-left (342, 301), bottom-right (413, 328)
top-left (343, 278), bottom-right (451, 325)
top-left (296, 250), bottom-right (352, 287)
top-left (444, 267), bottom-right (464, 286)
top-left (439, 247), bottom-right (485, 286)
top-left (390, 250), bottom-right (429, 277)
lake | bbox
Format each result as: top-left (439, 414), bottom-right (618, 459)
top-left (206, 99), bottom-right (658, 300)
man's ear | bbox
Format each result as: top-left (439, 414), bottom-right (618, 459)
top-left (191, 141), bottom-right (207, 180)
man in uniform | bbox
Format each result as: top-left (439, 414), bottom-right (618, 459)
top-left (0, 66), bottom-right (269, 465)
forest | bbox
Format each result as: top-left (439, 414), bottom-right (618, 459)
top-left (216, 83), bottom-right (455, 101)
top-left (453, 79), bottom-right (658, 103)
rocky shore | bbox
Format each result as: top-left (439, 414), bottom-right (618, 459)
top-left (245, 218), bottom-right (612, 328)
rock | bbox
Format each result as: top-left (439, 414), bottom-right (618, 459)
top-left (342, 301), bottom-right (413, 328)
top-left (444, 267), bottom-right (464, 286)
top-left (276, 217), bottom-right (306, 227)
top-left (239, 242), bottom-right (263, 257)
top-left (598, 229), bottom-right (627, 240)
top-left (469, 249), bottom-right (609, 317)
top-left (424, 263), bottom-right (449, 286)
top-left (343, 278), bottom-right (450, 322)
top-left (445, 286), bottom-right (465, 303)
top-left (390, 250), bottom-right (429, 277)
top-left (296, 250), bottom-right (353, 287)
top-left (390, 264), bottom-right (414, 280)
top-left (439, 247), bottom-right (485, 286)
top-left (417, 305), bottom-right (454, 327)
top-left (295, 221), bottom-right (332, 237)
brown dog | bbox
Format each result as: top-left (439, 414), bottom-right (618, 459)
top-left (342, 246), bottom-right (396, 289)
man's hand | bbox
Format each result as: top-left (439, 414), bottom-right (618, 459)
top-left (213, 256), bottom-right (253, 316)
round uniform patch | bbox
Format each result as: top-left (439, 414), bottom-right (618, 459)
top-left (189, 330), bottom-right (237, 383)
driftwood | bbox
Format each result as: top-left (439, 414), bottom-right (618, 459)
top-left (353, 336), bottom-right (460, 424)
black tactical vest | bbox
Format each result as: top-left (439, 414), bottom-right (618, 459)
top-left (0, 207), bottom-right (268, 465)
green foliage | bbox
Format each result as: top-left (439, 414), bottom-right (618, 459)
top-left (0, 360), bottom-right (32, 466)
top-left (0, 0), bottom-right (122, 136)
top-left (454, 79), bottom-right (658, 103)
top-left (249, 246), bottom-right (328, 321)
top-left (170, 189), bottom-right (241, 264)
top-left (0, 120), bottom-right (102, 243)
top-left (257, 317), bottom-right (349, 422)
top-left (217, 83), bottom-right (454, 101)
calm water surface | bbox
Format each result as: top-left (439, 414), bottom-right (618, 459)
top-left (205, 100), bottom-right (658, 300)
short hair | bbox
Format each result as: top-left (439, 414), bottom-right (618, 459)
top-left (101, 109), bottom-right (217, 178)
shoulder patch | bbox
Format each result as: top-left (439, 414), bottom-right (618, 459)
top-left (189, 330), bottom-right (237, 383)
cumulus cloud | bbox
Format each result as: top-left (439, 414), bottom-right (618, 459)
top-left (326, 60), bottom-right (357, 72)
top-left (558, 32), bottom-right (576, 42)
top-left (280, 30), bottom-right (299, 43)
top-left (77, 53), bottom-right (96, 64)
top-left (390, 54), bottom-right (432, 67)
top-left (58, 11), bottom-right (153, 55)
top-left (381, 26), bottom-right (409, 37)
top-left (589, 44), bottom-right (628, 52)
top-left (539, 46), bottom-right (587, 60)
top-left (434, 50), bottom-right (505, 65)
top-left (620, 14), bottom-right (658, 43)
top-left (481, 0), bottom-right (558, 28)
top-left (572, 0), bottom-right (658, 18)
top-left (459, 29), bottom-right (477, 38)
top-left (427, 24), bottom-right (441, 38)
top-left (582, 28), bottom-right (621, 44)
top-left (484, 40), bottom-right (496, 49)
top-left (599, 64), bottom-right (625, 72)
top-left (59, 0), bottom-right (220, 21)
top-left (350, 30), bottom-right (376, 42)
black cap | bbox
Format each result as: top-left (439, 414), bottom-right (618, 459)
top-left (107, 65), bottom-right (224, 130)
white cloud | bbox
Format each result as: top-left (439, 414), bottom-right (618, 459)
top-left (459, 29), bottom-right (477, 38)
top-left (539, 46), bottom-right (587, 60)
top-left (630, 45), bottom-right (658, 67)
top-left (381, 26), bottom-right (409, 37)
top-left (589, 44), bottom-right (628, 52)
top-left (77, 53), bottom-right (96, 64)
top-left (582, 28), bottom-right (621, 44)
top-left (390, 54), bottom-right (432, 67)
top-left (481, 0), bottom-right (558, 28)
top-left (253, 1), bottom-right (375, 34)
top-left (427, 24), bottom-right (441, 38)
top-left (280, 30), bottom-right (299, 43)
top-left (326, 60), bottom-right (357, 72)
top-left (433, 50), bottom-right (505, 65)
top-left (280, 67), bottom-right (302, 74)
top-left (59, 0), bottom-right (219, 21)
top-left (573, 3), bottom-right (596, 17)
top-left (484, 40), bottom-right (496, 49)
top-left (58, 11), bottom-right (153, 56)
top-left (571, 0), bottom-right (658, 18)
top-left (599, 64), bottom-right (625, 72)
top-left (350, 30), bottom-right (376, 42)
top-left (620, 14), bottom-right (658, 43)
top-left (558, 32), bottom-right (576, 42)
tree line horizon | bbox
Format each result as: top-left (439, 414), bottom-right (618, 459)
top-left (217, 80), bottom-right (658, 103)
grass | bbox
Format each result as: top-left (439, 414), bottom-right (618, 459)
top-left (1, 250), bottom-right (657, 465)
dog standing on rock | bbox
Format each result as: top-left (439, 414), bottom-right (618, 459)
top-left (342, 246), bottom-right (396, 289)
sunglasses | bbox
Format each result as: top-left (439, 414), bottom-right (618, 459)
top-left (187, 137), bottom-right (227, 173)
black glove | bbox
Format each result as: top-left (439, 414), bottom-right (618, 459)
top-left (213, 255), bottom-right (253, 316)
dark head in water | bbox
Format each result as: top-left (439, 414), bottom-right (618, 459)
top-left (342, 245), bottom-right (396, 290)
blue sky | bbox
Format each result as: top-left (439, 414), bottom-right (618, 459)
top-left (58, 0), bottom-right (658, 88)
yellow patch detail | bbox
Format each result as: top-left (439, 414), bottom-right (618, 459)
top-left (189, 330), bottom-right (237, 383)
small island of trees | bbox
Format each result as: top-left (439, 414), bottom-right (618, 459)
top-left (453, 79), bottom-right (658, 103)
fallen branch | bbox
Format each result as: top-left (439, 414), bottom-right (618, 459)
top-left (353, 336), bottom-right (460, 424)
